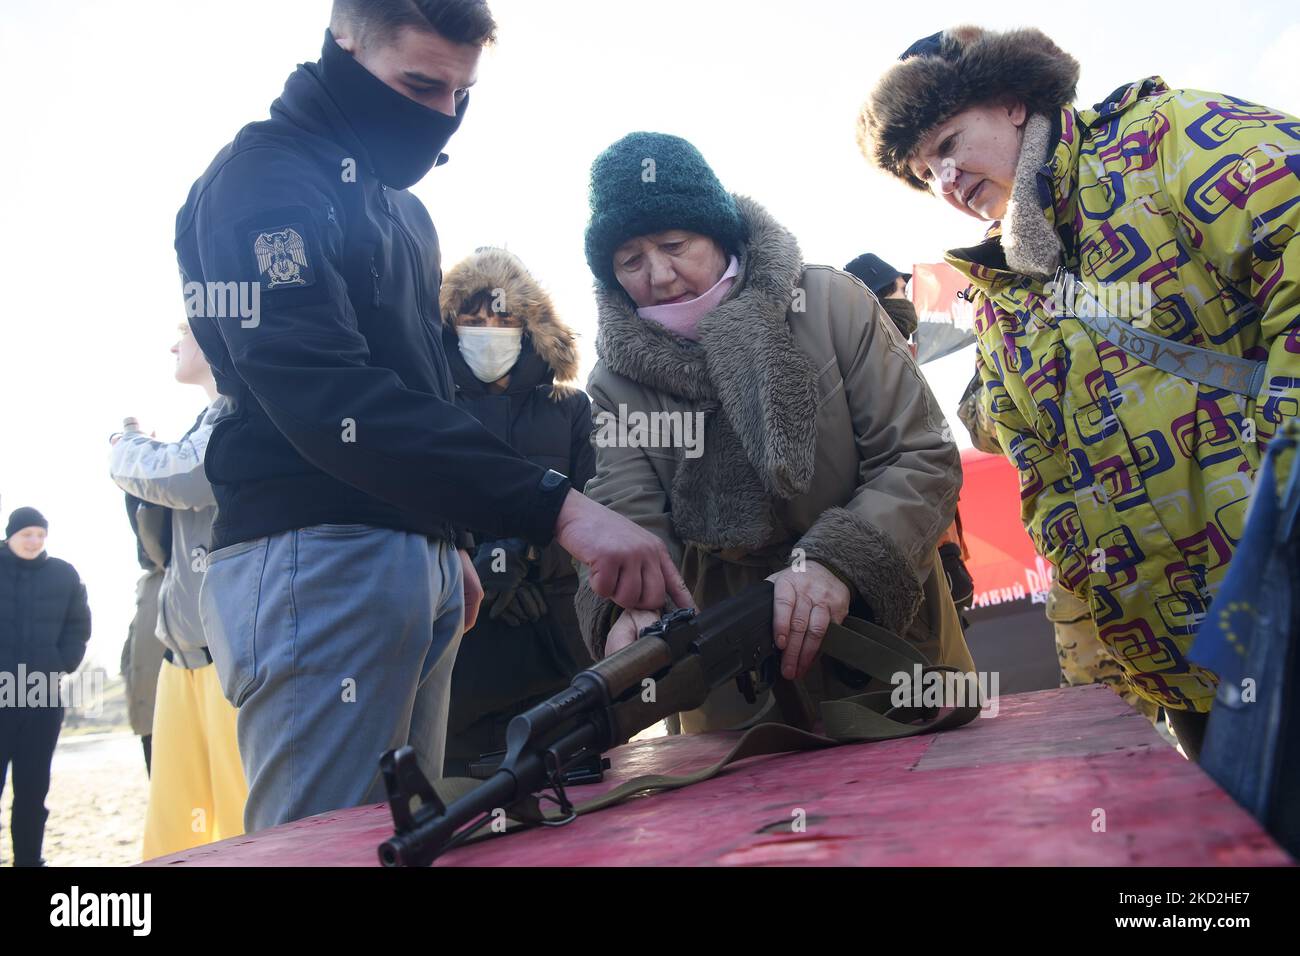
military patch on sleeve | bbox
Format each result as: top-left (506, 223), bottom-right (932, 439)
top-left (250, 223), bottom-right (316, 290)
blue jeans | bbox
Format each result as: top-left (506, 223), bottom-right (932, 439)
top-left (199, 524), bottom-right (464, 832)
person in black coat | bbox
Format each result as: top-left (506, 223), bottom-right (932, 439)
top-left (174, 13), bottom-right (687, 827)
top-left (439, 249), bottom-right (597, 775)
top-left (0, 507), bottom-right (91, 866)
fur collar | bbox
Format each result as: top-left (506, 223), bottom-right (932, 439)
top-left (594, 195), bottom-right (819, 548)
top-left (440, 247), bottom-right (579, 397)
top-left (1001, 113), bottom-right (1063, 279)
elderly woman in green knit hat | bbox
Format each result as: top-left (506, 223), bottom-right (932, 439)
top-left (574, 131), bottom-right (974, 732)
top-left (857, 27), bottom-right (1300, 760)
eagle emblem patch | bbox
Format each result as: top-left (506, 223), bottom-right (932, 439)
top-left (252, 225), bottom-right (314, 289)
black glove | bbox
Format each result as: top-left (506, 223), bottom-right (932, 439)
top-left (494, 580), bottom-right (549, 627)
top-left (939, 542), bottom-right (975, 611)
top-left (473, 538), bottom-right (532, 621)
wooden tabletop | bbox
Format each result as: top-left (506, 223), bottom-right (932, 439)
top-left (144, 684), bottom-right (1292, 867)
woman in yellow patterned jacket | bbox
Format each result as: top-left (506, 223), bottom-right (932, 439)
top-left (858, 26), bottom-right (1300, 759)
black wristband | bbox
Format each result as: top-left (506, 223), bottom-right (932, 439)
top-left (529, 469), bottom-right (572, 545)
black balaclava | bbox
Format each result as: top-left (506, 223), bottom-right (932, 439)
top-left (319, 29), bottom-right (469, 189)
top-left (880, 297), bottom-right (919, 339)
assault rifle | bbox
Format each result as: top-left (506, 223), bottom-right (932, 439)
top-left (378, 580), bottom-right (781, 866)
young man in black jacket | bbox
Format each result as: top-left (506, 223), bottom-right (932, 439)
top-left (177, 0), bottom-right (688, 831)
top-left (0, 508), bottom-right (91, 866)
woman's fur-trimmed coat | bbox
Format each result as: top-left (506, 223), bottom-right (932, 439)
top-left (439, 248), bottom-right (598, 768)
top-left (440, 247), bottom-right (596, 579)
top-left (575, 196), bottom-right (972, 728)
top-left (440, 246), bottom-right (581, 397)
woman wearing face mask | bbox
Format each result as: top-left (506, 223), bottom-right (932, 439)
top-left (574, 132), bottom-right (975, 734)
top-left (858, 26), bottom-right (1300, 759)
top-left (439, 248), bottom-right (597, 775)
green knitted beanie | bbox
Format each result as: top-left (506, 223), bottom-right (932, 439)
top-left (584, 132), bottom-right (748, 289)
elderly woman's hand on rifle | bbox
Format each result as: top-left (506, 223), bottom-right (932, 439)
top-left (767, 562), bottom-right (850, 681)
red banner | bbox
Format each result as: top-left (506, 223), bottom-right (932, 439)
top-left (959, 447), bottom-right (1055, 610)
top-left (911, 261), bottom-right (975, 331)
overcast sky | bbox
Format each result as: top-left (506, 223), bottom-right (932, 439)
top-left (3, 0), bottom-right (1298, 671)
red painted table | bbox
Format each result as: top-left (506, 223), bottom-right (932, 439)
top-left (146, 685), bottom-right (1292, 866)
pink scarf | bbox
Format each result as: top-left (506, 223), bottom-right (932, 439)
top-left (636, 256), bottom-right (740, 341)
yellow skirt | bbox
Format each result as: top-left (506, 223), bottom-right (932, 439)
top-left (141, 660), bottom-right (247, 860)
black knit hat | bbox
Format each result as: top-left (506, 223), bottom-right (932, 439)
top-left (6, 506), bottom-right (48, 538)
top-left (844, 253), bottom-right (911, 299)
top-left (857, 25), bottom-right (1080, 191)
top-left (584, 132), bottom-right (748, 289)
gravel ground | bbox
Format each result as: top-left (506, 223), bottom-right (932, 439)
top-left (0, 731), bottom-right (148, 867)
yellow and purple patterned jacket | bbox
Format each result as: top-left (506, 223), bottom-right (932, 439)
top-left (949, 78), bottom-right (1300, 712)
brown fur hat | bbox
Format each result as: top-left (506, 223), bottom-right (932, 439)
top-left (857, 25), bottom-right (1080, 191)
top-left (440, 247), bottom-right (580, 394)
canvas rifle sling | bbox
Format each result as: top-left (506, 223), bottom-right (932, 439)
top-left (428, 616), bottom-right (983, 843)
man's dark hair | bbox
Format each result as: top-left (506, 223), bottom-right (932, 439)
top-left (332, 0), bottom-right (498, 49)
